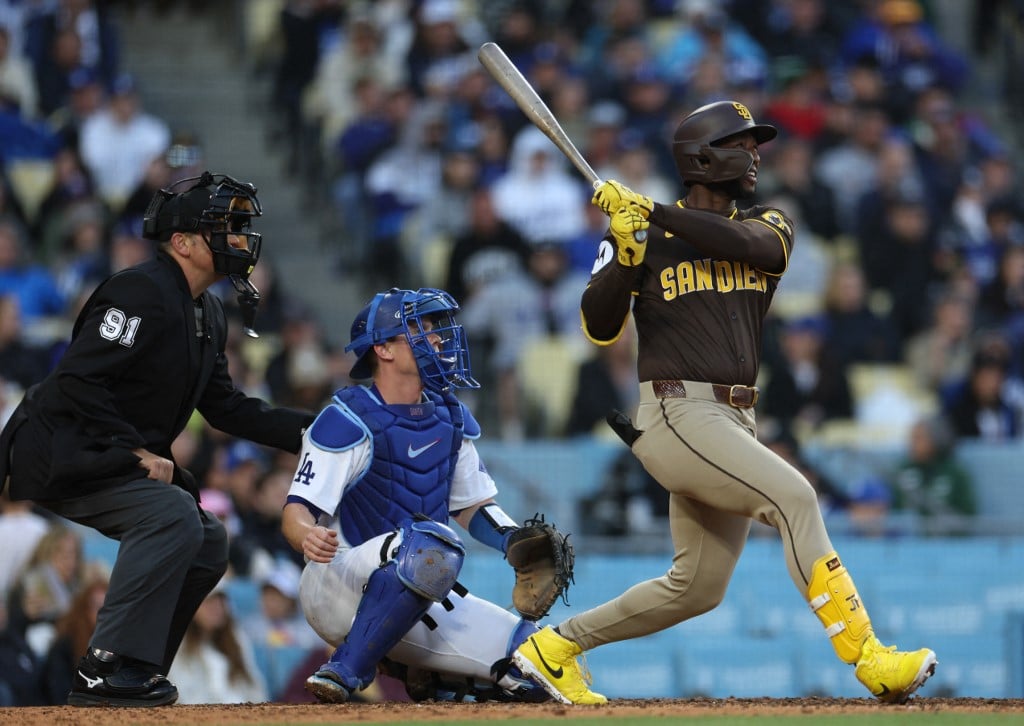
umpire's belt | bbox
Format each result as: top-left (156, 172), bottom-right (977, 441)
top-left (651, 379), bottom-right (759, 409)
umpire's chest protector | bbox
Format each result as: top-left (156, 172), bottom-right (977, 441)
top-left (336, 387), bottom-right (464, 546)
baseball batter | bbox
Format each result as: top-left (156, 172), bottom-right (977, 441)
top-left (510, 101), bottom-right (937, 705)
top-left (280, 287), bottom-right (550, 703)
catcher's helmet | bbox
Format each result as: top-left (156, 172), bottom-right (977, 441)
top-left (671, 101), bottom-right (777, 185)
top-left (143, 171), bottom-right (262, 280)
top-left (346, 288), bottom-right (479, 393)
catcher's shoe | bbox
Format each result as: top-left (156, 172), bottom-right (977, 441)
top-left (511, 626), bottom-right (607, 705)
top-left (855, 635), bottom-right (937, 703)
top-left (306, 662), bottom-right (359, 703)
top-left (68, 649), bottom-right (178, 707)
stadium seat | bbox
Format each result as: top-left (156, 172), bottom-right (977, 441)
top-left (847, 363), bottom-right (938, 443)
top-left (77, 525), bottom-right (119, 568)
top-left (676, 637), bottom-right (797, 698)
top-left (732, 572), bottom-right (810, 639)
top-left (224, 577), bottom-right (263, 621)
top-left (253, 642), bottom-right (317, 702)
top-left (1006, 614), bottom-right (1024, 698)
top-left (5, 158), bottom-right (54, 224)
top-left (869, 571), bottom-right (990, 639)
top-left (516, 335), bottom-right (586, 437)
top-left (584, 635), bottom-right (680, 698)
top-left (793, 637), bottom-right (866, 698)
top-left (916, 632), bottom-right (1008, 698)
top-left (240, 0), bottom-right (285, 64)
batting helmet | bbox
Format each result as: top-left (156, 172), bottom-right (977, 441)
top-left (671, 101), bottom-right (777, 185)
top-left (346, 288), bottom-right (479, 393)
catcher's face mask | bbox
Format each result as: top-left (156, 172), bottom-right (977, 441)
top-left (346, 287), bottom-right (479, 393)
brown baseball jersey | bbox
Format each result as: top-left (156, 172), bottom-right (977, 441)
top-left (581, 201), bottom-right (795, 385)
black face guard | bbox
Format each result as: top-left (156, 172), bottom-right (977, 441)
top-left (196, 175), bottom-right (262, 276)
top-left (143, 172), bottom-right (266, 337)
top-left (196, 174), bottom-right (264, 338)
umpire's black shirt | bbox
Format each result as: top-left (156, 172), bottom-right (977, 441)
top-left (2, 250), bottom-right (314, 502)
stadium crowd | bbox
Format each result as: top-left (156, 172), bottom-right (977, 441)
top-left (1, 0), bottom-right (1023, 705)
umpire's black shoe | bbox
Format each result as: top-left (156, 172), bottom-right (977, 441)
top-left (68, 648), bottom-right (178, 707)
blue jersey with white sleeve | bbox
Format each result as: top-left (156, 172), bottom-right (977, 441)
top-left (287, 385), bottom-right (494, 547)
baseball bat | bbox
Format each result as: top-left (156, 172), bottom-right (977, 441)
top-left (478, 41), bottom-right (600, 188)
top-left (477, 42), bottom-right (646, 242)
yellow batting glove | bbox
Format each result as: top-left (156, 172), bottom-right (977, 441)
top-left (609, 204), bottom-right (650, 266)
top-left (592, 179), bottom-right (653, 218)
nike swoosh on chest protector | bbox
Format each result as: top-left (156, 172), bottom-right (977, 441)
top-left (408, 440), bottom-right (441, 458)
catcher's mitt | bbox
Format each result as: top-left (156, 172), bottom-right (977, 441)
top-left (505, 514), bottom-right (575, 621)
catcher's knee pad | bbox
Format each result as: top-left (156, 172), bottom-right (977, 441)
top-left (394, 519), bottom-right (466, 602)
top-left (806, 551), bottom-right (873, 664)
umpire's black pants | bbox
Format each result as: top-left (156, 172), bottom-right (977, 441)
top-left (37, 479), bottom-right (228, 673)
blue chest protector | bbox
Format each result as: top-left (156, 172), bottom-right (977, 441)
top-left (335, 386), bottom-right (465, 546)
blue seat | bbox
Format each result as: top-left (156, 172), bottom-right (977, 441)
top-left (916, 632), bottom-right (1008, 698)
top-left (1006, 613), bottom-right (1024, 698)
top-left (224, 577), bottom-right (263, 620)
top-left (676, 637), bottom-right (796, 698)
top-left (253, 642), bottom-right (318, 701)
top-left (731, 574), bottom-right (810, 640)
top-left (456, 553), bottom-right (520, 614)
top-left (78, 526), bottom-right (119, 567)
top-left (956, 442), bottom-right (1024, 523)
top-left (981, 573), bottom-right (1024, 621)
top-left (793, 637), bottom-right (865, 697)
top-left (869, 572), bottom-right (991, 640)
top-left (584, 635), bottom-right (680, 698)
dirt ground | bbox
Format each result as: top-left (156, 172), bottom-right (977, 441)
top-left (3, 698), bottom-right (1023, 725)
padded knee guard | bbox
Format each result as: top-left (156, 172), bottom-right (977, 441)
top-left (394, 518), bottom-right (466, 601)
top-left (806, 552), bottom-right (874, 664)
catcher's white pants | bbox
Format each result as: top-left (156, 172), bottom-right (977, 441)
top-left (299, 530), bottom-right (522, 683)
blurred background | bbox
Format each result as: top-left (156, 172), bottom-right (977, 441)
top-left (1, 0), bottom-right (1023, 704)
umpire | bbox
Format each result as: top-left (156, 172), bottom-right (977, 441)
top-left (0, 172), bottom-right (315, 707)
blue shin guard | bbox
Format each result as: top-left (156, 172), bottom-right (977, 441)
top-left (310, 520), bottom-right (466, 701)
top-left (317, 561), bottom-right (432, 690)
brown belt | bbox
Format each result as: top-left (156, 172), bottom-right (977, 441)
top-left (651, 379), bottom-right (760, 408)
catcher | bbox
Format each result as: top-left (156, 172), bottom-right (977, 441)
top-left (281, 287), bottom-right (574, 703)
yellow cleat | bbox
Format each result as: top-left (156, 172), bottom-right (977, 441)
top-left (511, 626), bottom-right (608, 705)
top-left (855, 635), bottom-right (937, 703)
